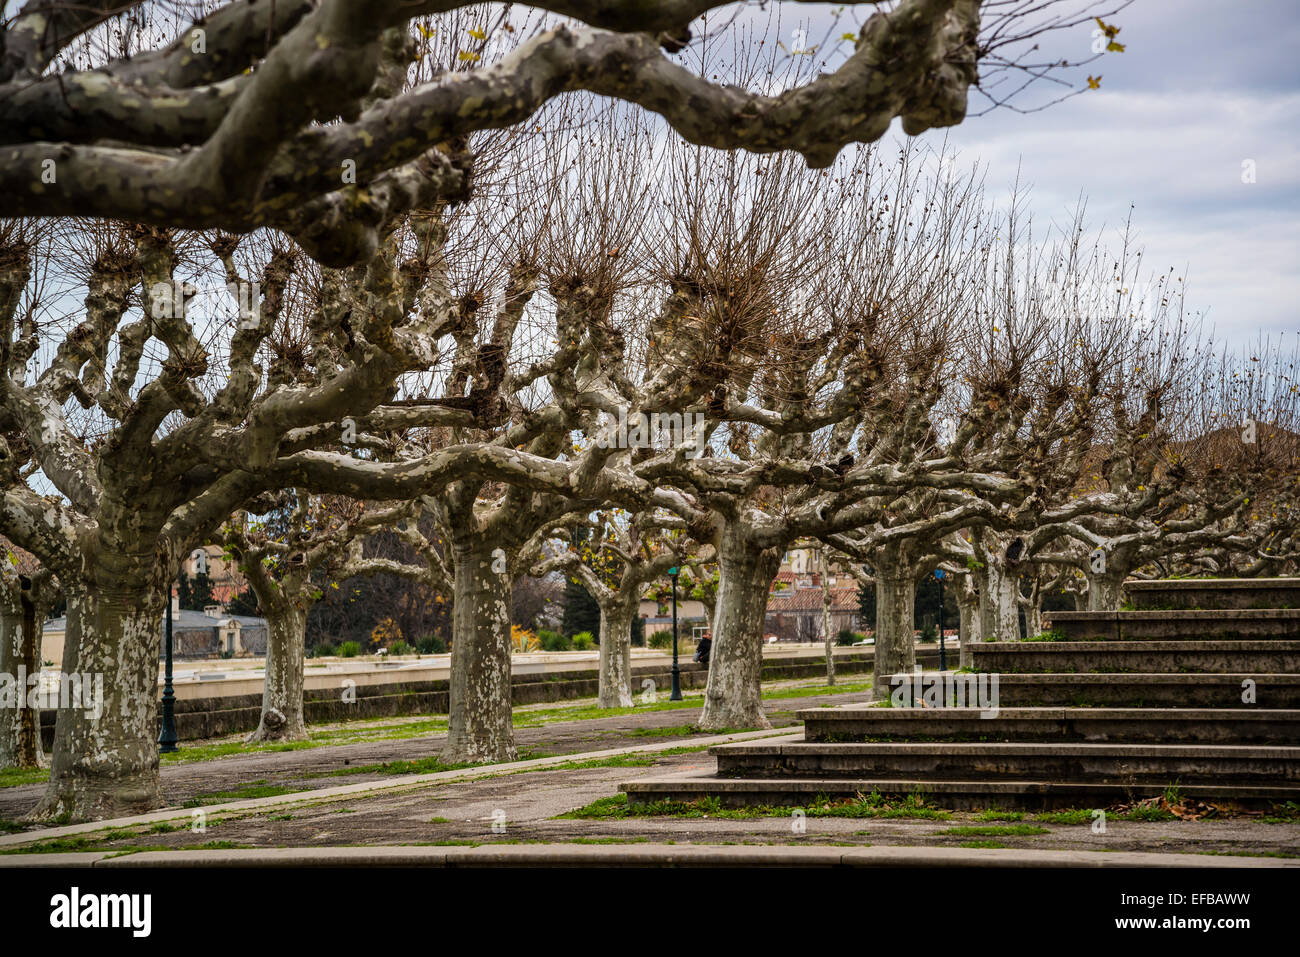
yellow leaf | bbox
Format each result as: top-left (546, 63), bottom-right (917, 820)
top-left (1087, 75), bottom-right (1102, 90)
top-left (458, 50), bottom-right (480, 62)
top-left (417, 24), bottom-right (435, 39)
top-left (1094, 17), bottom-right (1121, 39)
top-left (1107, 40), bottom-right (1125, 53)
top-left (468, 27), bottom-right (486, 40)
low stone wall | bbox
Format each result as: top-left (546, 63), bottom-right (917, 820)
top-left (38, 646), bottom-right (954, 745)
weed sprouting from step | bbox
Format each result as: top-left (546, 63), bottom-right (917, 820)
top-left (560, 789), bottom-right (951, 821)
top-left (1033, 809), bottom-right (1098, 825)
top-left (973, 809), bottom-right (1025, 822)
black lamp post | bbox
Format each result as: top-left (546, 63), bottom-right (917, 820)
top-left (158, 583), bottom-right (179, 753)
top-left (668, 566), bottom-right (682, 701)
top-left (934, 568), bottom-right (947, 672)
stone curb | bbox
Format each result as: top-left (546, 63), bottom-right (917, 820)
top-left (2, 843), bottom-right (1293, 868)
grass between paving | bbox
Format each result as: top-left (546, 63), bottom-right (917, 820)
top-left (559, 790), bottom-right (952, 821)
top-left (0, 675), bottom-right (863, 792)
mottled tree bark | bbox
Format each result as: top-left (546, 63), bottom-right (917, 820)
top-left (978, 559), bottom-right (1021, 640)
top-left (956, 581), bottom-right (980, 670)
top-left (1023, 595), bottom-right (1043, 638)
top-left (247, 597), bottom-right (309, 742)
top-left (441, 540), bottom-right (516, 763)
top-left (1086, 566), bottom-right (1129, 612)
top-left (31, 582), bottom-right (164, 821)
top-left (872, 544), bottom-right (916, 696)
top-left (597, 598), bottom-right (637, 709)
top-left (698, 525), bottom-right (780, 730)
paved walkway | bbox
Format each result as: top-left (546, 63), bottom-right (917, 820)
top-left (3, 723), bottom-right (1297, 865)
top-left (5, 681), bottom-right (1296, 866)
top-left (0, 683), bottom-right (860, 819)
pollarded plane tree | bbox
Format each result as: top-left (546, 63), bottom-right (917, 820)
top-left (0, 0), bottom-right (1130, 259)
top-left (629, 139), bottom-right (1028, 726)
top-left (531, 510), bottom-right (709, 707)
top-left (0, 1), bottom-right (1130, 819)
top-left (0, 158), bottom-right (602, 822)
top-left (0, 23), bottom-right (636, 821)
top-left (1029, 337), bottom-right (1300, 601)
top-left (823, 195), bottom-right (1155, 662)
top-left (221, 492), bottom-right (420, 742)
top-left (381, 101), bottom-right (714, 762)
top-left (1157, 339), bottom-right (1300, 579)
top-left (896, 208), bottom-right (1177, 636)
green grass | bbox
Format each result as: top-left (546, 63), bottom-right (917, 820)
top-left (1117, 805), bottom-right (1178, 822)
top-left (0, 767), bottom-right (48, 788)
top-left (0, 826), bottom-right (143, 855)
top-left (180, 781), bottom-right (308, 807)
top-left (973, 809), bottom-right (1024, 822)
top-left (1260, 801), bottom-right (1300, 824)
top-left (626, 724), bottom-right (746, 738)
top-left (942, 824), bottom-right (1049, 837)
top-left (1032, 809), bottom-right (1099, 825)
top-left (321, 757), bottom-right (481, 778)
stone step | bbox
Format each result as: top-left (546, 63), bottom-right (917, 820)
top-left (1042, 609), bottom-right (1300, 641)
top-left (620, 767), bottom-right (1300, 811)
top-left (708, 734), bottom-right (1300, 783)
top-left (796, 706), bottom-right (1300, 745)
top-left (936, 672), bottom-right (1299, 708)
top-left (970, 640), bottom-right (1300, 673)
top-left (1126, 577), bottom-right (1300, 611)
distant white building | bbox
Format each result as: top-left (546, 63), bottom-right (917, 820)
top-left (41, 593), bottom-right (268, 665)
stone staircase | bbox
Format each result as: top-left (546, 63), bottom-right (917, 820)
top-left (621, 577), bottom-right (1300, 811)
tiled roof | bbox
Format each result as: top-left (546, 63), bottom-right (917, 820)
top-left (766, 587), bottom-right (859, 613)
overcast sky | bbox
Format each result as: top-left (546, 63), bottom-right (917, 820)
top-left (741, 0), bottom-right (1298, 352)
top-left (924, 0), bottom-right (1298, 350)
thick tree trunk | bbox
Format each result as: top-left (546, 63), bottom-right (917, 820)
top-left (980, 560), bottom-right (1021, 640)
top-left (31, 583), bottom-right (163, 821)
top-left (0, 598), bottom-right (44, 769)
top-left (698, 526), bottom-right (779, 730)
top-left (597, 599), bottom-right (636, 709)
top-left (1086, 567), bottom-right (1128, 611)
top-left (1023, 599), bottom-right (1043, 639)
top-left (956, 586), bottom-right (980, 670)
top-left (872, 545), bottom-right (916, 696)
top-left (441, 541), bottom-right (516, 763)
top-left (247, 598), bottom-right (309, 742)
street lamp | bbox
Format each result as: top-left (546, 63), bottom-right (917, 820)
top-left (158, 581), bottom-right (178, 753)
top-left (934, 568), bottom-right (947, 672)
top-left (668, 566), bottom-right (682, 701)
top-left (160, 548), bottom-right (204, 754)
